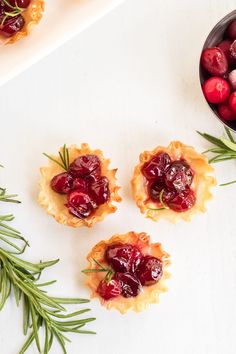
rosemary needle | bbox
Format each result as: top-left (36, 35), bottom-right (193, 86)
top-left (43, 144), bottom-right (70, 171)
top-left (0, 168), bottom-right (95, 354)
top-left (198, 127), bottom-right (236, 186)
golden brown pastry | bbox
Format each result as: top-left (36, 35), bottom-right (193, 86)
top-left (131, 141), bottom-right (216, 222)
top-left (39, 144), bottom-right (121, 228)
top-left (83, 232), bottom-right (170, 314)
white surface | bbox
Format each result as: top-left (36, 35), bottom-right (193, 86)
top-left (0, 1), bottom-right (236, 354)
top-left (0, 0), bottom-right (123, 87)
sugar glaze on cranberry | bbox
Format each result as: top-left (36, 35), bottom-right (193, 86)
top-left (50, 154), bottom-right (110, 219)
top-left (142, 152), bottom-right (196, 212)
top-left (96, 243), bottom-right (163, 301)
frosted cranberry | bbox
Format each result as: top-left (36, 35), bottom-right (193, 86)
top-left (202, 77), bottom-right (230, 104)
top-left (97, 278), bottom-right (121, 300)
top-left (106, 243), bottom-right (142, 273)
top-left (115, 272), bottom-right (141, 298)
top-left (228, 69), bottom-right (236, 89)
top-left (1, 14), bottom-right (25, 37)
top-left (67, 190), bottom-right (96, 219)
top-left (50, 172), bottom-right (73, 194)
top-left (142, 152), bottom-right (171, 181)
top-left (201, 47), bottom-right (228, 76)
top-left (72, 177), bottom-right (88, 191)
top-left (69, 155), bottom-right (101, 178)
top-left (8, 0), bottom-right (31, 7)
top-left (229, 91), bottom-right (236, 113)
top-left (165, 161), bottom-right (194, 192)
top-left (230, 40), bottom-right (236, 59)
top-left (136, 256), bottom-right (163, 286)
top-left (218, 102), bottom-right (236, 121)
top-left (227, 20), bottom-right (236, 40)
top-left (166, 188), bottom-right (196, 212)
top-left (89, 176), bottom-right (110, 205)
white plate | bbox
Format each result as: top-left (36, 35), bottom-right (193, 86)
top-left (0, 0), bottom-right (124, 87)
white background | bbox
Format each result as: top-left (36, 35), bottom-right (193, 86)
top-left (0, 0), bottom-right (236, 353)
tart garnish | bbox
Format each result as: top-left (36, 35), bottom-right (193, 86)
top-left (131, 141), bottom-right (216, 222)
top-left (39, 144), bottom-right (121, 228)
top-left (83, 232), bottom-right (170, 313)
top-left (0, 0), bottom-right (44, 44)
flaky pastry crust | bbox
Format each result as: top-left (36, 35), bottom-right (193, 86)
top-left (38, 144), bottom-right (121, 228)
top-left (84, 232), bottom-right (170, 314)
top-left (1, 0), bottom-right (44, 44)
top-left (131, 141), bottom-right (216, 222)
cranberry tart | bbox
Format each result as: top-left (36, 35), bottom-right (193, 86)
top-left (131, 141), bottom-right (216, 222)
top-left (83, 232), bottom-right (170, 313)
top-left (0, 0), bottom-right (44, 44)
top-left (39, 144), bottom-right (121, 228)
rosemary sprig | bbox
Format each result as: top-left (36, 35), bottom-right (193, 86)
top-left (0, 170), bottom-right (95, 353)
top-left (43, 145), bottom-right (70, 171)
top-left (82, 258), bottom-right (113, 281)
top-left (198, 127), bottom-right (236, 186)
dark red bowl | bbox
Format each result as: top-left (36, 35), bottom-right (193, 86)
top-left (199, 10), bottom-right (236, 132)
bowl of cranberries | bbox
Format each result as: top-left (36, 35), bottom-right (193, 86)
top-left (200, 10), bottom-right (236, 131)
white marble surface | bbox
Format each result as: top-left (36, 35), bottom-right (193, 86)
top-left (0, 1), bottom-right (236, 353)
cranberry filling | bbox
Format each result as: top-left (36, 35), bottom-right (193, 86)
top-left (69, 155), bottom-right (100, 178)
top-left (142, 152), bottom-right (195, 212)
top-left (136, 256), bottom-right (163, 286)
top-left (105, 243), bottom-right (142, 273)
top-left (115, 272), bottom-right (141, 298)
top-left (142, 152), bottom-right (171, 182)
top-left (97, 278), bottom-right (122, 300)
top-left (0, 0), bottom-right (31, 37)
top-left (89, 176), bottom-right (110, 205)
top-left (66, 190), bottom-right (96, 219)
top-left (96, 242), bottom-right (163, 301)
top-left (50, 172), bottom-right (73, 194)
top-left (50, 154), bottom-right (110, 219)
top-left (164, 160), bottom-right (193, 192)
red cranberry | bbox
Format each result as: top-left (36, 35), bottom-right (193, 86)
top-left (164, 161), bottom-right (193, 192)
top-left (69, 155), bottom-right (101, 178)
top-left (97, 278), bottom-right (121, 300)
top-left (201, 47), bottom-right (228, 76)
top-left (72, 177), bottom-right (88, 191)
top-left (202, 77), bottom-right (230, 104)
top-left (0, 0), bottom-right (5, 15)
top-left (106, 243), bottom-right (142, 273)
top-left (8, 0), bottom-right (31, 8)
top-left (115, 272), bottom-right (141, 298)
top-left (86, 167), bottom-right (101, 183)
top-left (89, 176), bottom-right (110, 205)
top-left (0, 14), bottom-right (25, 37)
top-left (142, 152), bottom-right (171, 181)
top-left (148, 181), bottom-right (164, 201)
top-left (50, 172), bottom-right (73, 194)
top-left (166, 187), bottom-right (196, 212)
top-left (218, 39), bottom-right (232, 61)
top-left (136, 256), bottom-right (163, 286)
top-left (227, 20), bottom-right (236, 40)
top-left (218, 102), bottom-right (236, 121)
top-left (67, 190), bottom-right (96, 219)
top-left (229, 91), bottom-right (236, 113)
